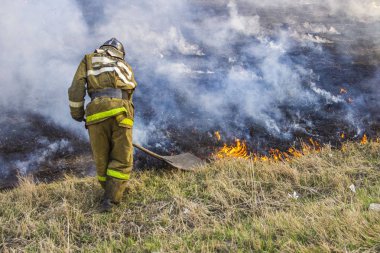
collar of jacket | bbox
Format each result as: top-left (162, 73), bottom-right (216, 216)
top-left (98, 46), bottom-right (124, 60)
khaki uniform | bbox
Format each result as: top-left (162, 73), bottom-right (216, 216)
top-left (68, 48), bottom-right (137, 203)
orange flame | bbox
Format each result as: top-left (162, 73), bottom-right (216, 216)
top-left (361, 134), bottom-right (368, 145)
top-left (216, 138), bottom-right (322, 162)
top-left (214, 133), bottom-right (375, 163)
top-left (308, 138), bottom-right (321, 151)
top-left (269, 148), bottom-right (290, 162)
top-left (288, 147), bottom-right (303, 158)
top-left (216, 139), bottom-right (249, 159)
top-left (214, 131), bottom-right (221, 141)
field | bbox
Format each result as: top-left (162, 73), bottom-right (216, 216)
top-left (1, 142), bottom-right (380, 252)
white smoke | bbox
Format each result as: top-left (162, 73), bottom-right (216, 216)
top-left (0, 0), bottom-right (90, 133)
top-left (0, 0), bottom-right (379, 145)
top-left (302, 22), bottom-right (340, 35)
top-left (15, 139), bottom-right (71, 175)
top-left (234, 0), bottom-right (380, 21)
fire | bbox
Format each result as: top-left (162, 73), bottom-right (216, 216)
top-left (215, 137), bottom-right (322, 162)
top-left (214, 131), bottom-right (221, 141)
top-left (308, 138), bottom-right (321, 151)
top-left (269, 148), bottom-right (290, 162)
top-left (361, 134), bottom-right (368, 145)
top-left (215, 133), bottom-right (376, 163)
top-left (288, 147), bottom-right (303, 158)
top-left (216, 139), bottom-right (249, 159)
top-left (340, 88), bottom-right (348, 94)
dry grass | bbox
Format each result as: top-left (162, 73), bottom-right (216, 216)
top-left (1, 142), bottom-right (380, 252)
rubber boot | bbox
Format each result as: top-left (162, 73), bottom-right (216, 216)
top-left (105, 177), bottom-right (128, 203)
top-left (99, 182), bottom-right (117, 213)
top-left (99, 178), bottom-right (126, 213)
top-left (99, 198), bottom-right (114, 213)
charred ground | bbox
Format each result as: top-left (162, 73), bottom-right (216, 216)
top-left (0, 111), bottom-right (92, 189)
top-left (1, 106), bottom-right (379, 190)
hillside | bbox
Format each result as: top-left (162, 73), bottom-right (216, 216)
top-left (1, 142), bottom-right (380, 252)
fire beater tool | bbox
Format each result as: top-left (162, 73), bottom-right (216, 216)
top-left (83, 120), bottom-right (204, 170)
top-left (132, 143), bottom-right (205, 171)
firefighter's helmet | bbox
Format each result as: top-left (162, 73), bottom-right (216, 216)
top-left (101, 38), bottom-right (125, 59)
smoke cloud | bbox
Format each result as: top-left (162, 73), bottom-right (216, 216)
top-left (0, 0), bottom-right (379, 178)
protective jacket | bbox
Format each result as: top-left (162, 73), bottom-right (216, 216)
top-left (68, 48), bottom-right (137, 126)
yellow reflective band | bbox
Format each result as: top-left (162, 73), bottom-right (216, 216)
top-left (97, 175), bottom-right (106, 182)
top-left (120, 118), bottom-right (134, 127)
top-left (86, 107), bottom-right (127, 123)
top-left (107, 169), bottom-right (130, 180)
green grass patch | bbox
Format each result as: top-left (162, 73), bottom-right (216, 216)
top-left (1, 142), bottom-right (380, 252)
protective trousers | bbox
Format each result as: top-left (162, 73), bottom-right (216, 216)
top-left (88, 116), bottom-right (133, 203)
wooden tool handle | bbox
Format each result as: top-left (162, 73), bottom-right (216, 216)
top-left (132, 143), bottom-right (164, 161)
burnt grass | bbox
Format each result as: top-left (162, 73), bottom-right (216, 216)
top-left (0, 111), bottom-right (92, 189)
top-left (1, 108), bottom-right (379, 189)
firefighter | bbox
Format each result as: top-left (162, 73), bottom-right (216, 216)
top-left (68, 38), bottom-right (137, 212)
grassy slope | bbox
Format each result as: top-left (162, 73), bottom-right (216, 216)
top-left (1, 142), bottom-right (380, 252)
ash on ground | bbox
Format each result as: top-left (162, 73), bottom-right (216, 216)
top-left (0, 111), bottom-right (93, 189)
